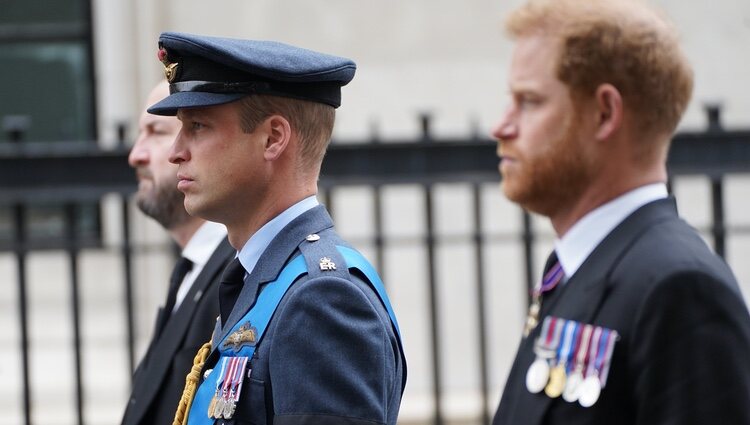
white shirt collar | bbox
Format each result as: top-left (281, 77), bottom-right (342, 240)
top-left (237, 195), bottom-right (319, 275)
top-left (554, 183), bottom-right (668, 279)
top-left (182, 220), bottom-right (228, 267)
top-left (174, 220), bottom-right (227, 311)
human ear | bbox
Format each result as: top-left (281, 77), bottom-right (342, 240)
top-left (263, 115), bottom-right (291, 161)
top-left (594, 84), bottom-right (623, 141)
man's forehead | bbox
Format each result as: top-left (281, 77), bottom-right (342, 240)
top-left (508, 36), bottom-right (560, 87)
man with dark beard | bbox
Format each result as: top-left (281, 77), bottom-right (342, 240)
top-left (121, 80), bottom-right (234, 425)
top-left (491, 1), bottom-right (750, 424)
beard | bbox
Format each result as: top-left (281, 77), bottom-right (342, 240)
top-left (501, 114), bottom-right (596, 218)
top-left (135, 176), bottom-right (192, 230)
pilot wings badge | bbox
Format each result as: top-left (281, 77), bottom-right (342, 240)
top-left (222, 322), bottom-right (258, 352)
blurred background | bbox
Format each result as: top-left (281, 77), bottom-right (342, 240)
top-left (1, 0), bottom-right (749, 424)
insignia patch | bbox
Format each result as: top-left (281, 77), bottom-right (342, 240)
top-left (319, 257), bottom-right (336, 271)
top-left (222, 322), bottom-right (257, 351)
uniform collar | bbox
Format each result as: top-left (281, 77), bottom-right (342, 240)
top-left (237, 195), bottom-right (319, 275)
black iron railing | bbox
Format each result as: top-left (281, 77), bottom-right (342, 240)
top-left (1, 110), bottom-right (749, 425)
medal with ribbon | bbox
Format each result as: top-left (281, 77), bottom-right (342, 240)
top-left (524, 261), bottom-right (564, 337)
top-left (545, 319), bottom-right (575, 398)
top-left (528, 316), bottom-right (620, 406)
top-left (563, 323), bottom-right (592, 402)
top-left (207, 357), bottom-right (228, 418)
top-left (526, 316), bottom-right (557, 393)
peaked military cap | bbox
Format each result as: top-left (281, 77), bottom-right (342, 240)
top-left (147, 32), bottom-right (356, 116)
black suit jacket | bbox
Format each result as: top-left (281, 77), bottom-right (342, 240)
top-left (121, 238), bottom-right (234, 425)
top-left (494, 198), bottom-right (750, 425)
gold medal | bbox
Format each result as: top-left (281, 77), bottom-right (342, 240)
top-left (544, 363), bottom-right (567, 398)
top-left (207, 394), bottom-right (218, 418)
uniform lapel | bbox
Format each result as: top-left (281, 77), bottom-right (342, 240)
top-left (499, 198), bottom-right (678, 425)
top-left (128, 238), bottom-right (233, 425)
top-left (216, 205), bottom-right (334, 346)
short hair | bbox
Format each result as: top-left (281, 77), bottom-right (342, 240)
top-left (506, 0), bottom-right (693, 137)
top-left (237, 95), bottom-right (335, 172)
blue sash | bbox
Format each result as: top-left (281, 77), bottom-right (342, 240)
top-left (187, 246), bottom-right (401, 424)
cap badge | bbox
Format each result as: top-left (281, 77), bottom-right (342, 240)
top-left (157, 47), bottom-right (179, 83)
top-left (222, 322), bottom-right (257, 351)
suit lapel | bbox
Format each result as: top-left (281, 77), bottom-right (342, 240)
top-left (216, 205), bottom-right (334, 346)
top-left (504, 198), bottom-right (678, 425)
top-left (128, 238), bottom-right (233, 425)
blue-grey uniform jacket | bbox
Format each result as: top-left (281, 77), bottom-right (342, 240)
top-left (199, 205), bottom-right (405, 425)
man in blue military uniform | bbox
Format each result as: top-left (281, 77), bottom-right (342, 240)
top-left (491, 1), bottom-right (750, 424)
top-left (147, 32), bottom-right (406, 425)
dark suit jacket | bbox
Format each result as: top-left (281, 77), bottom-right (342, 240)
top-left (494, 198), bottom-right (750, 425)
top-left (121, 238), bottom-right (234, 425)
top-left (201, 205), bottom-right (405, 425)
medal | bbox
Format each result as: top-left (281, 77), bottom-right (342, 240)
top-left (584, 327), bottom-right (603, 380)
top-left (524, 262), bottom-right (564, 337)
top-left (599, 329), bottom-right (619, 389)
top-left (526, 358), bottom-right (551, 393)
top-left (580, 327), bottom-right (610, 408)
top-left (221, 357), bottom-right (240, 419)
top-left (207, 395), bottom-right (218, 419)
top-left (562, 368), bottom-right (584, 402)
top-left (578, 374), bottom-right (602, 408)
top-left (208, 357), bottom-right (229, 418)
top-left (222, 356), bottom-right (248, 419)
top-left (544, 363), bottom-right (567, 398)
top-left (545, 320), bottom-right (574, 398)
top-left (563, 324), bottom-right (592, 402)
top-left (526, 317), bottom-right (557, 393)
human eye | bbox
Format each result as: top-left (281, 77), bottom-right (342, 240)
top-left (517, 94), bottom-right (541, 110)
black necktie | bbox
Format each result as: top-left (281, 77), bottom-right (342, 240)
top-left (219, 258), bottom-right (246, 325)
top-left (156, 256), bottom-right (193, 338)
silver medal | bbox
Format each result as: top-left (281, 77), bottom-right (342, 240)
top-left (562, 370), bottom-right (583, 402)
top-left (525, 358), bottom-right (550, 394)
top-left (578, 375), bottom-right (601, 408)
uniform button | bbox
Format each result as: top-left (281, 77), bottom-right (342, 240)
top-left (306, 234), bottom-right (320, 242)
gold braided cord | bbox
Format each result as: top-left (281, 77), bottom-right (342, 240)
top-left (172, 341), bottom-right (212, 425)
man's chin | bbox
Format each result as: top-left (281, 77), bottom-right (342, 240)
top-left (183, 198), bottom-right (204, 219)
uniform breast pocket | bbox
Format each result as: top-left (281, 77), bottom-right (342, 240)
top-left (221, 377), bottom-right (268, 425)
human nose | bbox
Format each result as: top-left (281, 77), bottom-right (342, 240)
top-left (168, 129), bottom-right (188, 164)
top-left (128, 133), bottom-right (149, 168)
top-left (491, 105), bottom-right (518, 142)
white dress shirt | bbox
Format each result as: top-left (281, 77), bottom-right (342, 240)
top-left (173, 220), bottom-right (228, 312)
top-left (554, 183), bottom-right (668, 279)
